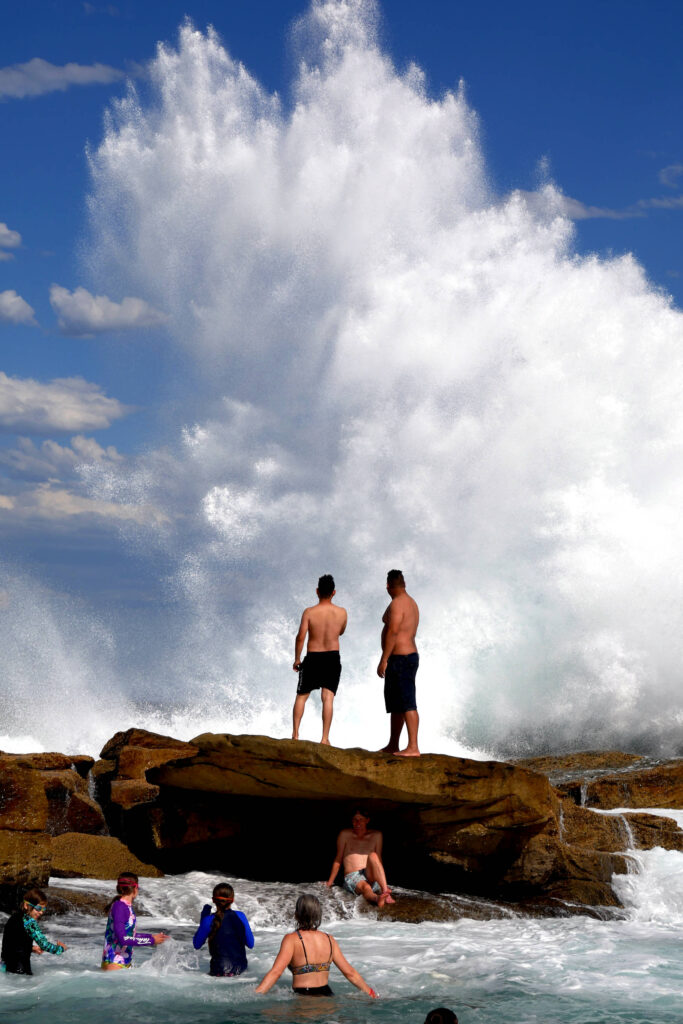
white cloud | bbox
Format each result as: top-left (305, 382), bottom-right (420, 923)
top-left (0, 223), bottom-right (21, 250)
top-left (0, 290), bottom-right (37, 326)
top-left (50, 284), bottom-right (168, 336)
top-left (659, 164), bottom-right (683, 188)
top-left (0, 435), bottom-right (123, 480)
top-left (0, 372), bottom-right (129, 433)
top-left (0, 483), bottom-right (167, 525)
top-left (559, 193), bottom-right (683, 221)
top-left (0, 58), bottom-right (124, 100)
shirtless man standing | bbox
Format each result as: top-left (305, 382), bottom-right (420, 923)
top-left (325, 809), bottom-right (394, 907)
top-left (292, 574), bottom-right (347, 745)
top-left (377, 569), bottom-right (420, 756)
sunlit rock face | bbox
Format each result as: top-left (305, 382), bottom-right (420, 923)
top-left (92, 729), bottom-right (631, 911)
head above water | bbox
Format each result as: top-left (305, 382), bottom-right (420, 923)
top-left (386, 569), bottom-right (405, 591)
top-left (116, 872), bottom-right (139, 897)
top-left (317, 574), bottom-right (335, 598)
top-left (295, 893), bottom-right (322, 931)
top-left (22, 887), bottom-right (48, 915)
top-left (352, 807), bottom-right (370, 826)
top-left (212, 882), bottom-right (234, 905)
top-left (424, 1010), bottom-right (458, 1024)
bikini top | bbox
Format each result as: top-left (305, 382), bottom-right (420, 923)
top-left (289, 930), bottom-right (333, 975)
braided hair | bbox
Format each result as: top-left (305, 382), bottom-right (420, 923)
top-left (207, 883), bottom-right (235, 947)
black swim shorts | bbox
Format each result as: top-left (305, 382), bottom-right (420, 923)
top-left (384, 652), bottom-right (419, 713)
top-left (297, 651), bottom-right (342, 696)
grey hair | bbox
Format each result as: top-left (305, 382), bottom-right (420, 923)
top-left (295, 893), bottom-right (322, 931)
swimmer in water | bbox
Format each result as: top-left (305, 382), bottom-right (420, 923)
top-left (193, 882), bottom-right (254, 976)
top-left (1, 888), bottom-right (67, 974)
top-left (255, 893), bottom-right (377, 998)
top-left (101, 872), bottom-right (168, 970)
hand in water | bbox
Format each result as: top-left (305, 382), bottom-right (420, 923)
top-left (153, 933), bottom-right (169, 945)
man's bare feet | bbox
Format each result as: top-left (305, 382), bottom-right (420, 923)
top-left (397, 748), bottom-right (420, 757)
top-left (379, 744), bottom-right (399, 754)
top-left (321, 738), bottom-right (331, 745)
top-left (292, 733), bottom-right (299, 740)
top-left (381, 890), bottom-right (395, 904)
top-left (377, 894), bottom-right (386, 909)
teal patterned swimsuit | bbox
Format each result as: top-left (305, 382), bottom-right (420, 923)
top-left (23, 916), bottom-right (64, 954)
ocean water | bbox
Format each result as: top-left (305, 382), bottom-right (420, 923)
top-left (2, 813), bottom-right (683, 1024)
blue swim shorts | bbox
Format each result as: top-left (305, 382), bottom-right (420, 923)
top-left (343, 869), bottom-right (382, 896)
top-left (384, 652), bottom-right (419, 713)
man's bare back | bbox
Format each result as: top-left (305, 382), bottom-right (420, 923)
top-left (299, 601), bottom-right (347, 653)
top-left (292, 575), bottom-right (347, 745)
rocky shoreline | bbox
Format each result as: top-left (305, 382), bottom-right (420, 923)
top-left (2, 731), bottom-right (682, 920)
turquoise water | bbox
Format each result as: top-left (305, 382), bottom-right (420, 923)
top-left (3, 818), bottom-right (683, 1024)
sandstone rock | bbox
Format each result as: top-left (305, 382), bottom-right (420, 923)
top-left (45, 885), bottom-right (112, 917)
top-left (92, 729), bottom-right (637, 913)
top-left (0, 760), bottom-right (48, 831)
top-left (50, 833), bottom-right (163, 880)
top-left (559, 802), bottom-right (683, 853)
top-left (575, 760), bottom-right (683, 809)
top-left (0, 831), bottom-right (52, 911)
top-left (513, 751), bottom-right (645, 781)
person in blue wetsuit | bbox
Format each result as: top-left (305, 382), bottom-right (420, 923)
top-left (193, 882), bottom-right (254, 977)
top-left (1, 888), bottom-right (67, 974)
top-left (101, 872), bottom-right (168, 970)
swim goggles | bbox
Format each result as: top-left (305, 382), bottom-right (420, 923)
top-left (26, 902), bottom-right (47, 913)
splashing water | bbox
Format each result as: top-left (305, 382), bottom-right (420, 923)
top-left (4, 0), bottom-right (683, 756)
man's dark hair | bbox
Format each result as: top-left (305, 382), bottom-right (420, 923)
top-left (352, 807), bottom-right (370, 820)
top-left (424, 1010), bottom-right (458, 1024)
top-left (318, 574), bottom-right (335, 597)
top-left (387, 569), bottom-right (405, 587)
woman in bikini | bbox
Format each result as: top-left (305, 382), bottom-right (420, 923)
top-left (255, 893), bottom-right (377, 999)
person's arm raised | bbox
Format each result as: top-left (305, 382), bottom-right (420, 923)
top-left (255, 934), bottom-right (293, 994)
top-left (331, 937), bottom-right (377, 997)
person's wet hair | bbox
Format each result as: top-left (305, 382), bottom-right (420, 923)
top-left (208, 882), bottom-right (235, 945)
top-left (295, 893), bottom-right (322, 931)
top-left (386, 569), bottom-right (405, 587)
top-left (424, 1009), bottom-right (458, 1024)
top-left (318, 574), bottom-right (335, 597)
top-left (352, 807), bottom-right (370, 820)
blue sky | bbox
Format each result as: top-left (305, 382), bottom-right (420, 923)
top-left (2, 0), bottom-right (683, 612)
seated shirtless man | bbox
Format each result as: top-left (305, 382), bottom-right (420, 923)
top-left (292, 574), bottom-right (347, 745)
top-left (324, 809), bottom-right (395, 907)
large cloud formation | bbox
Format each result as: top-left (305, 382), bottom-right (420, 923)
top-left (12, 0), bottom-right (683, 756)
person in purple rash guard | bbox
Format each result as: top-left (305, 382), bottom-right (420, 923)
top-left (101, 872), bottom-right (168, 970)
